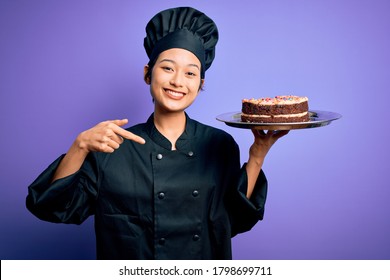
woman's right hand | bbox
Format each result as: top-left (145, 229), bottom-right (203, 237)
top-left (51, 119), bottom-right (145, 182)
top-left (76, 119), bottom-right (146, 153)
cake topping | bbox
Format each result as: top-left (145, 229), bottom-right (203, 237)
top-left (242, 95), bottom-right (308, 105)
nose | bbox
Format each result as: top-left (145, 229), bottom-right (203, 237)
top-left (170, 72), bottom-right (183, 87)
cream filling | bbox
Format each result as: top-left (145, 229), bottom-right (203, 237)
top-left (242, 111), bottom-right (308, 118)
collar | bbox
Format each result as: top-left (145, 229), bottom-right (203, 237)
top-left (146, 112), bottom-right (196, 152)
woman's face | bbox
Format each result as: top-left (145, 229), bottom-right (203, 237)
top-left (146, 48), bottom-right (204, 114)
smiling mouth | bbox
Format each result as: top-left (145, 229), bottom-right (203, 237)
top-left (165, 89), bottom-right (186, 98)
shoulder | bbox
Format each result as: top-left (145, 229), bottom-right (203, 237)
top-left (190, 118), bottom-right (240, 163)
top-left (191, 118), bottom-right (237, 146)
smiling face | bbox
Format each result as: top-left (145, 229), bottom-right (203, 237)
top-left (145, 48), bottom-right (204, 114)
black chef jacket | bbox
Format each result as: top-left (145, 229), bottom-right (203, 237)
top-left (26, 113), bottom-right (268, 259)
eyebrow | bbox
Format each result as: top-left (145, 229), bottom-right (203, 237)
top-left (159, 59), bottom-right (200, 70)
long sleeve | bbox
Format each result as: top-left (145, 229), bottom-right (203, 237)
top-left (222, 135), bottom-right (268, 237)
top-left (26, 154), bottom-right (99, 225)
top-left (229, 165), bottom-right (268, 236)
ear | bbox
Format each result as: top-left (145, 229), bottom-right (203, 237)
top-left (199, 79), bottom-right (205, 91)
top-left (144, 65), bottom-right (151, 85)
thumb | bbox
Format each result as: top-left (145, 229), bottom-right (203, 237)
top-left (111, 118), bottom-right (129, 127)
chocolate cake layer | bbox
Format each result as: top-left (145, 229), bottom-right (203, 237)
top-left (242, 101), bottom-right (308, 115)
top-left (240, 95), bottom-right (310, 123)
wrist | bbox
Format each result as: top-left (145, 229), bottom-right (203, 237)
top-left (248, 153), bottom-right (264, 167)
top-left (69, 134), bottom-right (90, 157)
top-left (249, 145), bottom-right (268, 161)
top-left (74, 132), bottom-right (90, 152)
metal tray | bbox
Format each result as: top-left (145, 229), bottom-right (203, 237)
top-left (216, 110), bottom-right (342, 130)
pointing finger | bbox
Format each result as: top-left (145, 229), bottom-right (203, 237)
top-left (125, 132), bottom-right (146, 145)
top-left (112, 126), bottom-right (146, 144)
top-left (104, 119), bottom-right (145, 144)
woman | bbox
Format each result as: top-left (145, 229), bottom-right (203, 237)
top-left (26, 7), bottom-right (288, 259)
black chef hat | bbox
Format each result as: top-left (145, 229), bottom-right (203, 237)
top-left (144, 7), bottom-right (218, 78)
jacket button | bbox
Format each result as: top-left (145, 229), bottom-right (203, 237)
top-left (156, 154), bottom-right (163, 160)
top-left (158, 192), bottom-right (165, 199)
top-left (192, 190), bottom-right (199, 197)
top-left (159, 238), bottom-right (166, 245)
top-left (188, 151), bottom-right (194, 157)
top-left (192, 234), bottom-right (200, 241)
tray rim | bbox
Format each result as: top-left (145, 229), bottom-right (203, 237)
top-left (216, 110), bottom-right (342, 130)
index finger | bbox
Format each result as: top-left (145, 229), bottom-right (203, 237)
top-left (112, 126), bottom-right (146, 144)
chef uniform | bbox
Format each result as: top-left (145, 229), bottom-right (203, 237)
top-left (26, 7), bottom-right (268, 260)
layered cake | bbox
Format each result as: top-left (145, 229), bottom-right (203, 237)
top-left (241, 95), bottom-right (309, 123)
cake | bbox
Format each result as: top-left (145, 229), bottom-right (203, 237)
top-left (241, 95), bottom-right (309, 123)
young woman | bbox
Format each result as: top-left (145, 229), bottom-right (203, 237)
top-left (26, 7), bottom-right (288, 259)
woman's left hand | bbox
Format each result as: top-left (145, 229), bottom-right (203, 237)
top-left (249, 129), bottom-right (289, 161)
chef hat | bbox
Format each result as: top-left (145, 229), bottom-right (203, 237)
top-left (144, 7), bottom-right (219, 78)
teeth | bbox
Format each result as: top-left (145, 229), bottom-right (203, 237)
top-left (166, 90), bottom-right (184, 97)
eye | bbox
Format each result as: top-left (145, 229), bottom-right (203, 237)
top-left (162, 66), bottom-right (173, 72)
top-left (186, 71), bottom-right (196, 77)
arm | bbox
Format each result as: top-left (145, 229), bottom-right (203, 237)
top-left (26, 119), bottom-right (145, 224)
top-left (52, 119), bottom-right (145, 182)
top-left (245, 129), bottom-right (289, 198)
top-left (227, 130), bottom-right (288, 236)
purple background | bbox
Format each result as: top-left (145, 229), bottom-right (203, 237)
top-left (1, 0), bottom-right (389, 260)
